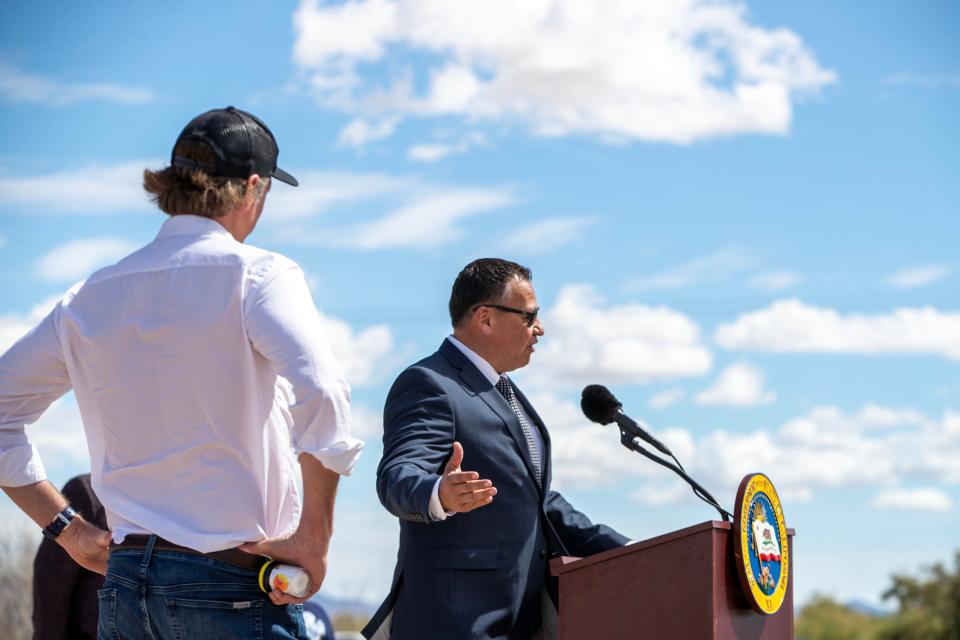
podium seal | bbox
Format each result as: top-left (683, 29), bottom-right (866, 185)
top-left (733, 473), bottom-right (789, 614)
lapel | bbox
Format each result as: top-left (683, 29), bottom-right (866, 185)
top-left (439, 339), bottom-right (545, 494)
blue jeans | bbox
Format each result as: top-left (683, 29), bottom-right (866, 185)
top-left (98, 536), bottom-right (307, 639)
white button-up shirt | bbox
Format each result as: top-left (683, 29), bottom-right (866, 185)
top-left (0, 215), bottom-right (363, 552)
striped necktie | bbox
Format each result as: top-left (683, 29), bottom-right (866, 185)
top-left (495, 375), bottom-right (542, 488)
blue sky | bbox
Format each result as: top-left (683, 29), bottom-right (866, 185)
top-left (1, 0), bottom-right (958, 612)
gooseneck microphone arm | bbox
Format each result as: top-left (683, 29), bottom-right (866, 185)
top-left (617, 429), bottom-right (732, 522)
top-left (581, 384), bottom-right (732, 522)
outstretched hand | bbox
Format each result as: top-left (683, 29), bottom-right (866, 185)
top-left (438, 441), bottom-right (497, 513)
top-left (239, 533), bottom-right (327, 606)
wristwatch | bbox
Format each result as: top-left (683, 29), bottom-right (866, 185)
top-left (42, 506), bottom-right (78, 541)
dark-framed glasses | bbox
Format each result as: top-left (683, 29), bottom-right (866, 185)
top-left (475, 303), bottom-right (540, 327)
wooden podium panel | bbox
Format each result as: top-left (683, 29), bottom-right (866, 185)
top-left (550, 521), bottom-right (795, 639)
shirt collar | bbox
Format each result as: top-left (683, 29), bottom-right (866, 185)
top-left (156, 214), bottom-right (234, 241)
top-left (447, 335), bottom-right (501, 385)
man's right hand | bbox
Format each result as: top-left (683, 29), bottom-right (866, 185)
top-left (438, 442), bottom-right (497, 513)
top-left (58, 518), bottom-right (112, 575)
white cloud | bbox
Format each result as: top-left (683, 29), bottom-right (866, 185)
top-left (695, 361), bottom-right (775, 407)
top-left (0, 296), bottom-right (62, 354)
top-left (502, 216), bottom-right (597, 254)
top-left (326, 186), bottom-right (515, 249)
top-left (0, 60), bottom-right (154, 106)
top-left (882, 73), bottom-right (960, 90)
top-left (37, 237), bottom-right (138, 283)
top-left (625, 247), bottom-right (754, 291)
top-left (886, 264), bottom-right (951, 289)
top-left (870, 487), bottom-right (953, 513)
top-left (292, 0), bottom-right (835, 145)
top-left (748, 270), bottom-right (801, 291)
top-left (629, 405), bottom-right (960, 509)
top-left (348, 404), bottom-right (384, 440)
top-left (336, 116), bottom-right (401, 148)
top-left (266, 171), bottom-right (414, 221)
top-left (27, 396), bottom-right (90, 466)
top-left (649, 388), bottom-right (685, 409)
top-left (715, 300), bottom-right (960, 362)
top-left (317, 312), bottom-right (395, 386)
top-left (407, 132), bottom-right (487, 162)
top-left (0, 160), bottom-right (159, 216)
top-left (524, 284), bottom-right (712, 388)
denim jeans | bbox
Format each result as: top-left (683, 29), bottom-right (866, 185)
top-left (98, 536), bottom-right (307, 640)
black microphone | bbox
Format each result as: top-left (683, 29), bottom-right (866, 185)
top-left (581, 384), bottom-right (673, 456)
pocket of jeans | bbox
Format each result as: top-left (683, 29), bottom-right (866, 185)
top-left (165, 597), bottom-right (264, 640)
top-left (97, 589), bottom-right (120, 640)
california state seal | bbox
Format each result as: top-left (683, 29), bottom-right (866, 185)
top-left (733, 473), bottom-right (789, 614)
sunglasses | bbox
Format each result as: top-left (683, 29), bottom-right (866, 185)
top-left (474, 304), bottom-right (540, 327)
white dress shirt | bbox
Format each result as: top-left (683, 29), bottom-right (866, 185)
top-left (0, 215), bottom-right (363, 552)
top-left (428, 335), bottom-right (543, 521)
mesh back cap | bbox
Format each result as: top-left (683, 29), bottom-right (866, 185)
top-left (171, 106), bottom-right (298, 186)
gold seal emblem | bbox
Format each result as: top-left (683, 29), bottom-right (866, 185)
top-left (733, 473), bottom-right (789, 614)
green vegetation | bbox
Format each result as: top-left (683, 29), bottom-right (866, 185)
top-left (797, 551), bottom-right (960, 640)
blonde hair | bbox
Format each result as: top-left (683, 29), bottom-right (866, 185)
top-left (143, 139), bottom-right (267, 218)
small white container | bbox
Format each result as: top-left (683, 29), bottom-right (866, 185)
top-left (258, 559), bottom-right (310, 598)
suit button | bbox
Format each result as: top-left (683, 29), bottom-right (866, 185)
top-left (539, 550), bottom-right (547, 559)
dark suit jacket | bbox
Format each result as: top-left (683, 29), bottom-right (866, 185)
top-left (32, 474), bottom-right (107, 640)
top-left (363, 340), bottom-right (627, 640)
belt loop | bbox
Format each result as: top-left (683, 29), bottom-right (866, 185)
top-left (141, 534), bottom-right (157, 568)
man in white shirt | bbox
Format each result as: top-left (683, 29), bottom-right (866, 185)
top-left (0, 106), bottom-right (362, 639)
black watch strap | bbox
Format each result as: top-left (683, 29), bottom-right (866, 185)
top-left (42, 506), bottom-right (78, 541)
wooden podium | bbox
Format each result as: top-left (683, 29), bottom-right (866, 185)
top-left (550, 520), bottom-right (795, 639)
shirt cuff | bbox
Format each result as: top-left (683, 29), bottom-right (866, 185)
top-left (298, 437), bottom-right (365, 476)
top-left (429, 476), bottom-right (456, 522)
top-left (0, 444), bottom-right (48, 487)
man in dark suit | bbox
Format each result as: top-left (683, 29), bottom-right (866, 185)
top-left (363, 258), bottom-right (628, 640)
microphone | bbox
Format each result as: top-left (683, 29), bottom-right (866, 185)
top-left (581, 384), bottom-right (733, 522)
top-left (581, 384), bottom-right (673, 456)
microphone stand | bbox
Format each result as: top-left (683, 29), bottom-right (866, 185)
top-left (618, 430), bottom-right (732, 522)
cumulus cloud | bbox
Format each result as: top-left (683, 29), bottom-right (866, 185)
top-left (525, 284), bottom-right (712, 388)
top-left (625, 247), bottom-right (754, 291)
top-left (528, 390), bottom-right (694, 489)
top-left (502, 216), bottom-right (597, 254)
top-left (748, 270), bottom-right (801, 291)
top-left (715, 300), bottom-right (960, 362)
top-left (27, 396), bottom-right (90, 466)
top-left (336, 116), bottom-right (401, 148)
top-left (277, 183), bottom-right (516, 249)
top-left (317, 312), bottom-right (395, 386)
top-left (292, 0), bottom-right (835, 145)
top-left (37, 237), bottom-right (138, 283)
top-left (0, 296), bottom-right (62, 354)
top-left (407, 132), bottom-right (487, 162)
top-left (618, 405), bottom-right (960, 509)
top-left (0, 60), bottom-right (154, 106)
top-left (870, 487), bottom-right (953, 513)
top-left (266, 170), bottom-right (414, 221)
top-left (0, 160), bottom-right (159, 216)
top-left (886, 264), bottom-right (952, 289)
top-left (695, 361), bottom-right (775, 407)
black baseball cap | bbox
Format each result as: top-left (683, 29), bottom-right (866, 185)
top-left (171, 106), bottom-right (298, 187)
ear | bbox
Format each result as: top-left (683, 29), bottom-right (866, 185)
top-left (245, 174), bottom-right (262, 201)
top-left (474, 305), bottom-right (495, 335)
